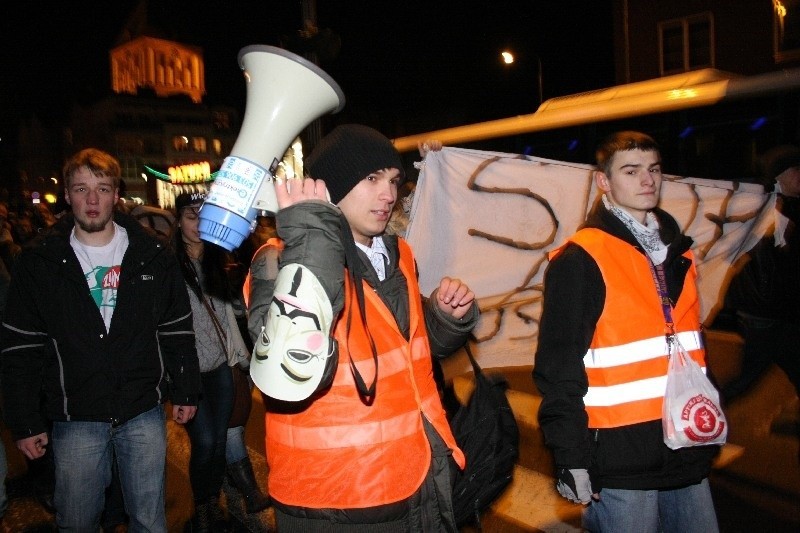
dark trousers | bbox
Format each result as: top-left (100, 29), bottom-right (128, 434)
top-left (723, 313), bottom-right (800, 401)
top-left (185, 363), bottom-right (234, 502)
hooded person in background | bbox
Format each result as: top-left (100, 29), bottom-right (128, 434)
top-left (248, 124), bottom-right (478, 532)
top-left (722, 144), bottom-right (800, 402)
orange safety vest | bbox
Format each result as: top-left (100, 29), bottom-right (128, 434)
top-left (265, 239), bottom-right (465, 509)
top-left (554, 228), bottom-right (706, 429)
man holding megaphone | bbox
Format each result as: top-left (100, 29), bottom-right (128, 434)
top-left (248, 124), bottom-right (478, 531)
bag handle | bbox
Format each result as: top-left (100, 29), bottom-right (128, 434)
top-left (201, 292), bottom-right (228, 352)
top-left (186, 257), bottom-right (228, 353)
top-left (464, 342), bottom-right (483, 378)
top-left (338, 213), bottom-right (379, 402)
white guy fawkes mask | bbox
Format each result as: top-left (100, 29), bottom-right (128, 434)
top-left (250, 263), bottom-right (337, 402)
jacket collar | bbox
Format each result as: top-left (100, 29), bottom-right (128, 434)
top-left (30, 210), bottom-right (162, 265)
top-left (583, 200), bottom-right (693, 263)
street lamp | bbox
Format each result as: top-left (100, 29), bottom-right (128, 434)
top-left (501, 50), bottom-right (543, 106)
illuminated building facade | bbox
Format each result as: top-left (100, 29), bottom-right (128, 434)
top-left (65, 31), bottom-right (306, 210)
top-left (61, 26), bottom-right (238, 209)
top-left (111, 36), bottom-right (205, 104)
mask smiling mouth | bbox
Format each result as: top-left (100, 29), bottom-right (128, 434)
top-left (281, 363), bottom-right (312, 383)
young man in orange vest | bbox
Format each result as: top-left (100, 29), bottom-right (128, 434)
top-left (534, 131), bottom-right (720, 532)
top-left (249, 124), bottom-right (478, 531)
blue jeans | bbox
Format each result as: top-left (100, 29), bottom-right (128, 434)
top-left (185, 363), bottom-right (233, 502)
top-left (583, 478), bottom-right (718, 533)
top-left (101, 453), bottom-right (128, 529)
top-left (226, 425), bottom-right (248, 464)
top-left (52, 405), bottom-right (167, 532)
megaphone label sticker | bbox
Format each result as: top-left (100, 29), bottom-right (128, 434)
top-left (206, 156), bottom-right (266, 217)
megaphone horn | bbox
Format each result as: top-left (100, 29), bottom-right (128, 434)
top-left (198, 44), bottom-right (345, 252)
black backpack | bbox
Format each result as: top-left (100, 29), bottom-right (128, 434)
top-left (449, 343), bottom-right (519, 528)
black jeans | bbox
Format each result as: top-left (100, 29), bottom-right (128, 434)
top-left (185, 363), bottom-right (234, 502)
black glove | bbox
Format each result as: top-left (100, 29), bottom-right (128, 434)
top-left (556, 467), bottom-right (593, 504)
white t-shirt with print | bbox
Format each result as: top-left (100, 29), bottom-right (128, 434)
top-left (70, 223), bottom-right (129, 332)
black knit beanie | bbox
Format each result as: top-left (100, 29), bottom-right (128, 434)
top-left (304, 124), bottom-right (405, 204)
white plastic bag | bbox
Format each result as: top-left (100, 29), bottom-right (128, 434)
top-left (662, 339), bottom-right (727, 450)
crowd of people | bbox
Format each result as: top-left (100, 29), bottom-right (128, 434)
top-left (0, 131), bottom-right (475, 533)
top-left (0, 125), bottom-right (796, 533)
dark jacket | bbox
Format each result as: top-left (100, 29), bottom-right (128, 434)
top-left (1, 212), bottom-right (200, 440)
top-left (725, 194), bottom-right (800, 324)
top-left (533, 202), bottom-right (718, 490)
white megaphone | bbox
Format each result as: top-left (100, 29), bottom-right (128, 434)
top-left (198, 45), bottom-right (345, 251)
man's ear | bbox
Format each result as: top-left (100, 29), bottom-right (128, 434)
top-left (595, 170), bottom-right (610, 192)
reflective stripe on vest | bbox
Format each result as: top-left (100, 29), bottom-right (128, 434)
top-left (584, 331), bottom-right (704, 405)
top-left (266, 239), bottom-right (464, 509)
top-left (564, 228), bottom-right (707, 428)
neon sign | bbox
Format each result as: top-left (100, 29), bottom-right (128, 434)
top-left (169, 162), bottom-right (210, 183)
top-left (144, 163), bottom-right (219, 183)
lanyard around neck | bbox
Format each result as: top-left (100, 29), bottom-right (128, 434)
top-left (647, 259), bottom-right (676, 350)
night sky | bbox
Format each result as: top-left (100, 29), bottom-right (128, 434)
top-left (1, 0), bottom-right (615, 140)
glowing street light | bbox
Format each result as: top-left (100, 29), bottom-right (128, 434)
top-left (500, 50), bottom-right (543, 106)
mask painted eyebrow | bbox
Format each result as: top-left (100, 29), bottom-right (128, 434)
top-left (273, 299), bottom-right (322, 330)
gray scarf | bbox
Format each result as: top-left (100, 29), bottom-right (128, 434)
top-left (602, 194), bottom-right (668, 265)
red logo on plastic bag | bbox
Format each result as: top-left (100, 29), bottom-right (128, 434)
top-left (681, 394), bottom-right (725, 442)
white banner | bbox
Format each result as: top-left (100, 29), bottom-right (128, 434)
top-left (406, 147), bottom-right (774, 372)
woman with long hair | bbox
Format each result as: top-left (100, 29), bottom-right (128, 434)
top-left (173, 192), bottom-right (237, 532)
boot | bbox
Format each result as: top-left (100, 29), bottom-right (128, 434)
top-left (227, 458), bottom-right (271, 513)
top-left (186, 501), bottom-right (212, 533)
